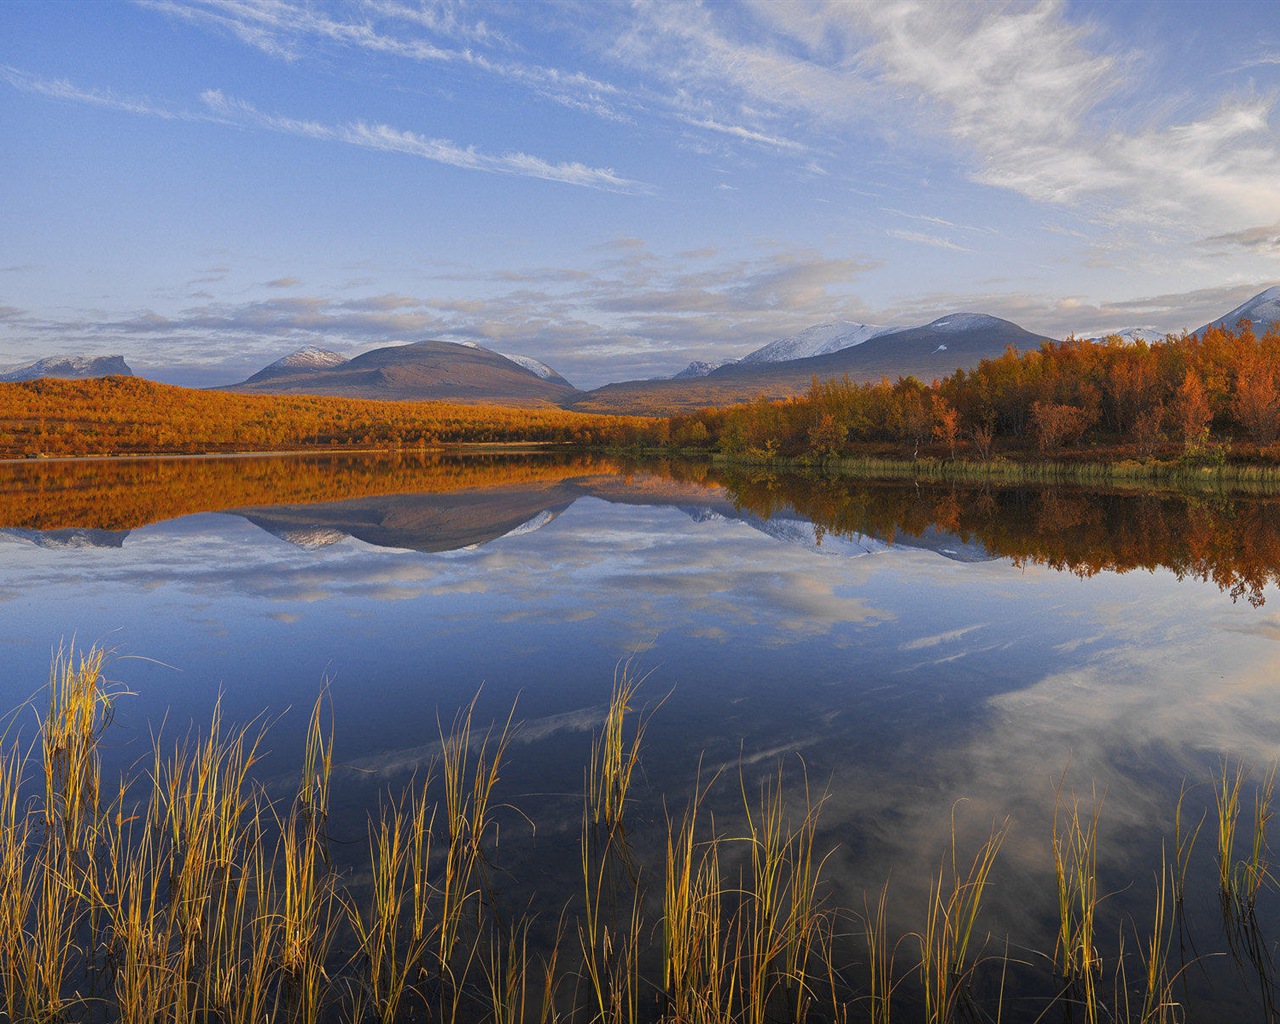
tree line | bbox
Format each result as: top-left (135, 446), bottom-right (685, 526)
top-left (667, 320), bottom-right (1280, 461)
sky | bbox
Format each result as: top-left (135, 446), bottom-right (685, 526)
top-left (3, 0), bottom-right (1280, 389)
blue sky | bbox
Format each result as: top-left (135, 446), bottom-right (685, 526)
top-left (3, 0), bottom-right (1280, 388)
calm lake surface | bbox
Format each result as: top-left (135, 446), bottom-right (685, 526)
top-left (5, 451), bottom-right (1280, 1020)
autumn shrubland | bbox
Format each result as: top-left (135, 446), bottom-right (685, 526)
top-left (0, 376), bottom-right (658, 458)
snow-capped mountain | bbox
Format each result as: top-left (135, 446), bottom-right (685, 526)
top-left (739, 321), bottom-right (905, 365)
top-left (672, 359), bottom-right (736, 379)
top-left (1198, 285), bottom-right (1280, 335)
top-left (1083, 328), bottom-right (1169, 345)
top-left (0, 354), bottom-right (132, 382)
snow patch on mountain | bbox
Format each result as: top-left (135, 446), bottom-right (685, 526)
top-left (504, 509), bottom-right (561, 538)
top-left (672, 359), bottom-right (735, 379)
top-left (457, 341), bottom-right (567, 383)
top-left (926, 313), bottom-right (1004, 333)
top-left (0, 354), bottom-right (132, 382)
top-left (740, 321), bottom-right (905, 364)
top-left (1083, 328), bottom-right (1168, 345)
top-left (502, 353), bottom-right (562, 382)
top-left (271, 346), bottom-right (348, 370)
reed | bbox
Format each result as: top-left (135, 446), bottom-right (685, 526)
top-left (917, 811), bottom-right (1009, 1024)
top-left (1214, 758), bottom-right (1247, 898)
top-left (587, 662), bottom-right (661, 837)
top-left (1172, 782), bottom-right (1204, 905)
top-left (861, 879), bottom-right (896, 1024)
top-left (577, 793), bottom-right (642, 1024)
top-left (42, 645), bottom-right (114, 854)
top-left (662, 780), bottom-right (730, 1024)
top-left (437, 693), bottom-right (518, 983)
top-left (1240, 762), bottom-right (1276, 907)
top-left (1136, 852), bottom-right (1178, 1024)
top-left (1052, 776), bottom-right (1103, 994)
top-left (347, 786), bottom-right (438, 1024)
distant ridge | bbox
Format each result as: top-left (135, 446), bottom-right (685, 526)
top-left (0, 354), bottom-right (132, 383)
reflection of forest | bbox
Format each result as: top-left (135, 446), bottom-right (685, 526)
top-left (0, 453), bottom-right (626, 530)
top-left (3, 454), bottom-right (1279, 604)
top-left (714, 467), bottom-right (1280, 606)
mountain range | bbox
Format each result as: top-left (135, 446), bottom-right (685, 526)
top-left (6, 286), bottom-right (1279, 414)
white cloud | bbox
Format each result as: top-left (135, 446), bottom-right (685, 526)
top-left (887, 229), bottom-right (976, 254)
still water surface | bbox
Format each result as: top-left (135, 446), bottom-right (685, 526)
top-left (4, 452), bottom-right (1280, 1019)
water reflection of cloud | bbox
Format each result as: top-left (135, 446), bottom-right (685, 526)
top-left (791, 568), bottom-right (1280, 954)
top-left (899, 623), bottom-right (986, 650)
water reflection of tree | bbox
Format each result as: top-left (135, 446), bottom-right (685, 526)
top-left (713, 468), bottom-right (1280, 607)
top-left (0, 452), bottom-right (622, 531)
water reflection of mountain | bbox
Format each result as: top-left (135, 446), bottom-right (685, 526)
top-left (0, 527), bottom-right (130, 549)
top-left (680, 506), bottom-right (992, 562)
top-left (229, 478), bottom-right (991, 562)
top-left (234, 488), bottom-right (578, 554)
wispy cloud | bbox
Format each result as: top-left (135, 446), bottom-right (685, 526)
top-left (888, 229), bottom-right (976, 254)
top-left (264, 276), bottom-right (303, 288)
top-left (0, 62), bottom-right (189, 119)
top-left (200, 89), bottom-right (650, 192)
top-left (141, 0), bottom-right (632, 122)
top-left (679, 116), bottom-right (810, 153)
top-left (0, 64), bottom-right (649, 193)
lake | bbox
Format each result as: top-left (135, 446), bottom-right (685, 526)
top-left (4, 451), bottom-right (1280, 1021)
